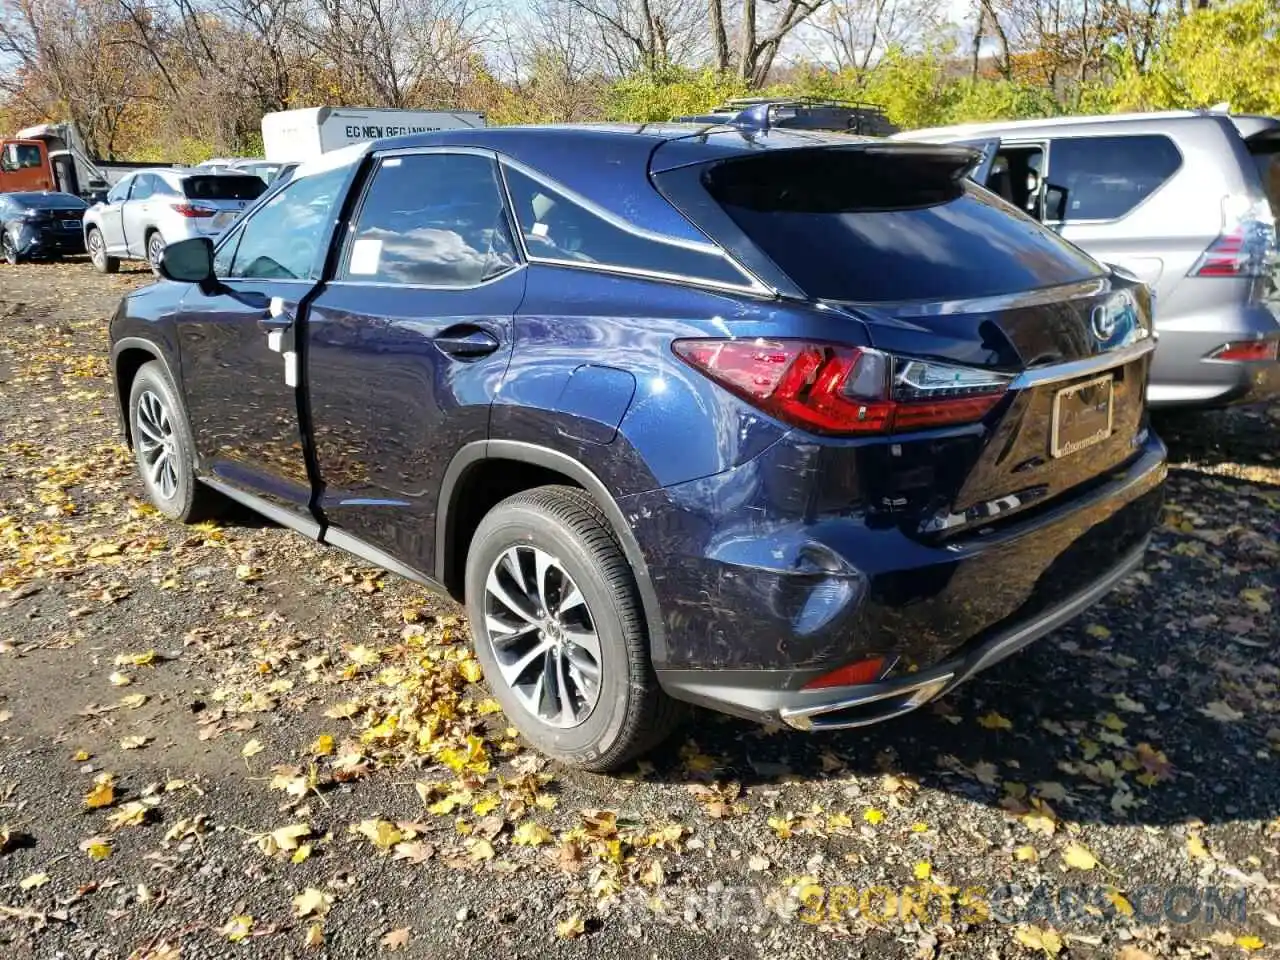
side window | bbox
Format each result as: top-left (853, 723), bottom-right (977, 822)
top-left (502, 163), bottom-right (751, 287)
top-left (225, 165), bottom-right (347, 281)
top-left (151, 176), bottom-right (177, 197)
top-left (985, 145), bottom-right (1045, 219)
top-left (130, 175), bottom-right (154, 201)
top-left (107, 178), bottom-right (131, 204)
top-left (1045, 135), bottom-right (1182, 222)
top-left (340, 153), bottom-right (516, 287)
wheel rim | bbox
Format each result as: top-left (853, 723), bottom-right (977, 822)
top-left (88, 231), bottom-right (103, 266)
top-left (148, 235), bottom-right (164, 268)
top-left (2, 235), bottom-right (14, 261)
top-left (482, 545), bottom-right (602, 729)
top-left (135, 389), bottom-right (179, 501)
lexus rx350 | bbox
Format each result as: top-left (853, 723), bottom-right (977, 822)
top-left (107, 125), bottom-right (1167, 770)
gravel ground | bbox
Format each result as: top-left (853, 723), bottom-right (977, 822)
top-left (0, 258), bottom-right (1277, 960)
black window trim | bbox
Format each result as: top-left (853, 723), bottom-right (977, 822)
top-left (329, 145), bottom-right (526, 292)
top-left (1040, 133), bottom-right (1184, 227)
top-left (497, 154), bottom-right (771, 297)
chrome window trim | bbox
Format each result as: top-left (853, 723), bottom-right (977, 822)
top-left (497, 155), bottom-right (772, 296)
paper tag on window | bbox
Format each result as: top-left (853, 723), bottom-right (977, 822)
top-left (531, 222), bottom-right (549, 238)
top-left (348, 237), bottom-right (382, 275)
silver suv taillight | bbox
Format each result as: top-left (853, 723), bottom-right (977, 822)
top-left (1190, 195), bottom-right (1277, 278)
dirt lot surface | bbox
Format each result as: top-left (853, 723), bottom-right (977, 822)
top-left (1, 258), bottom-right (1278, 960)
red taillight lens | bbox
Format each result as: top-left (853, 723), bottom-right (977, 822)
top-left (1208, 339), bottom-right (1280, 362)
top-left (802, 657), bottom-right (888, 690)
top-left (170, 203), bottom-right (216, 218)
top-left (672, 339), bottom-right (1009, 436)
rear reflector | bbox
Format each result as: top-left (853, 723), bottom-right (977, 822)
top-left (171, 203), bottom-right (217, 218)
top-left (1208, 339), bottom-right (1280, 362)
top-left (802, 657), bottom-right (888, 690)
top-left (672, 339), bottom-right (1010, 436)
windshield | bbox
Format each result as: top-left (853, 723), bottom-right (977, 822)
top-left (183, 175), bottom-right (267, 201)
top-left (694, 148), bottom-right (1104, 302)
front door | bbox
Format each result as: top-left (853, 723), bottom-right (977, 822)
top-left (121, 173), bottom-right (157, 258)
top-left (175, 164), bottom-right (351, 523)
top-left (305, 149), bottom-right (525, 575)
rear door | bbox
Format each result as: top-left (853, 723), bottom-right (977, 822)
top-left (175, 164), bottom-right (351, 525)
top-left (98, 175), bottom-right (132, 253)
top-left (121, 173), bottom-right (157, 257)
top-left (305, 148), bottom-right (524, 574)
top-left (1045, 134), bottom-right (1184, 294)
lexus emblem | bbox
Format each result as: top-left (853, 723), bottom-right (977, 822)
top-left (1090, 304), bottom-right (1118, 342)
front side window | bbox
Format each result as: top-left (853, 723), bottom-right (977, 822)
top-left (1, 143), bottom-right (42, 171)
top-left (219, 166), bottom-right (347, 281)
top-left (107, 178), bottom-right (131, 205)
top-left (502, 163), bottom-right (751, 287)
top-left (340, 153), bottom-right (517, 286)
top-left (1044, 135), bottom-right (1182, 222)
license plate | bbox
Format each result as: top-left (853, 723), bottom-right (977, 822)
top-left (1050, 374), bottom-right (1114, 458)
top-left (61, 220), bottom-right (80, 230)
top-left (211, 212), bottom-right (236, 230)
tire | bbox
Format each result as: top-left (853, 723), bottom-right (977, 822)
top-left (87, 227), bottom-right (119, 274)
top-left (127, 360), bottom-right (221, 523)
top-left (1, 232), bottom-right (19, 265)
top-left (465, 485), bottom-right (683, 771)
top-left (146, 230), bottom-right (166, 274)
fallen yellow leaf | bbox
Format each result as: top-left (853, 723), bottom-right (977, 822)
top-left (555, 914), bottom-right (586, 939)
top-left (19, 872), bottom-right (49, 890)
top-left (1062, 842), bottom-right (1098, 871)
top-left (293, 887), bottom-right (333, 918)
top-left (978, 711), bottom-right (1013, 730)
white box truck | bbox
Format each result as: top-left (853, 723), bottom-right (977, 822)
top-left (261, 107), bottom-right (486, 163)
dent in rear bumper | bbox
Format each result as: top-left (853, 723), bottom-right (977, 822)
top-left (639, 434), bottom-right (1166, 713)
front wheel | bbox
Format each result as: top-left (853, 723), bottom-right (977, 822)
top-left (127, 361), bottom-right (221, 523)
top-left (1, 232), bottom-right (19, 265)
top-left (87, 228), bottom-right (119, 274)
top-left (465, 486), bottom-right (683, 771)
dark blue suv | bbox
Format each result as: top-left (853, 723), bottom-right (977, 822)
top-left (109, 124), bottom-right (1167, 770)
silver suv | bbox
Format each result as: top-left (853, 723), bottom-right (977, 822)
top-left (895, 110), bottom-right (1280, 407)
top-left (84, 168), bottom-right (267, 274)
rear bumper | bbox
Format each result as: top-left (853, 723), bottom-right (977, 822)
top-left (776, 539), bottom-right (1146, 730)
top-left (1148, 303), bottom-right (1280, 407)
top-left (645, 433), bottom-right (1167, 726)
top-left (8, 223), bottom-right (85, 257)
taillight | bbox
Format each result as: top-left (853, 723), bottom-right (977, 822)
top-left (170, 203), bottom-right (216, 218)
top-left (672, 339), bottom-right (1012, 436)
top-left (1191, 196), bottom-right (1276, 278)
top-left (1207, 339), bottom-right (1280, 362)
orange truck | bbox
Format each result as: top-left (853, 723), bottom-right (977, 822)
top-left (0, 123), bottom-right (169, 200)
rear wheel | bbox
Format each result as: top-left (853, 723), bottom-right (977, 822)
top-left (146, 231), bottom-right (166, 274)
top-left (1, 232), bottom-right (19, 265)
top-left (465, 486), bottom-right (683, 771)
top-left (87, 228), bottom-right (119, 274)
top-left (127, 361), bottom-right (221, 523)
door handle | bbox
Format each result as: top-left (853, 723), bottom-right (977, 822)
top-left (434, 326), bottom-right (500, 359)
top-left (259, 295), bottom-right (292, 331)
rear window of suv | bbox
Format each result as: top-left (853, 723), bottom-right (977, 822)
top-left (183, 175), bottom-right (267, 201)
top-left (693, 147), bottom-right (1103, 302)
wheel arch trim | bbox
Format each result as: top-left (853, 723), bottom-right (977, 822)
top-left (436, 439), bottom-right (667, 664)
top-left (110, 337), bottom-right (181, 445)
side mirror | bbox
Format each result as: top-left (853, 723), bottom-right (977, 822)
top-left (159, 237), bottom-right (215, 285)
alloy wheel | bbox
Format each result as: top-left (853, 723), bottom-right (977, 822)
top-left (147, 234), bottom-right (165, 270)
top-left (482, 545), bottom-right (602, 729)
top-left (2, 234), bottom-right (16, 264)
top-left (135, 389), bottom-right (179, 501)
top-left (88, 231), bottom-right (104, 268)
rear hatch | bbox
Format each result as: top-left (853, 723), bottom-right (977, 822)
top-left (654, 140), bottom-right (1156, 537)
top-left (180, 174), bottom-right (267, 232)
